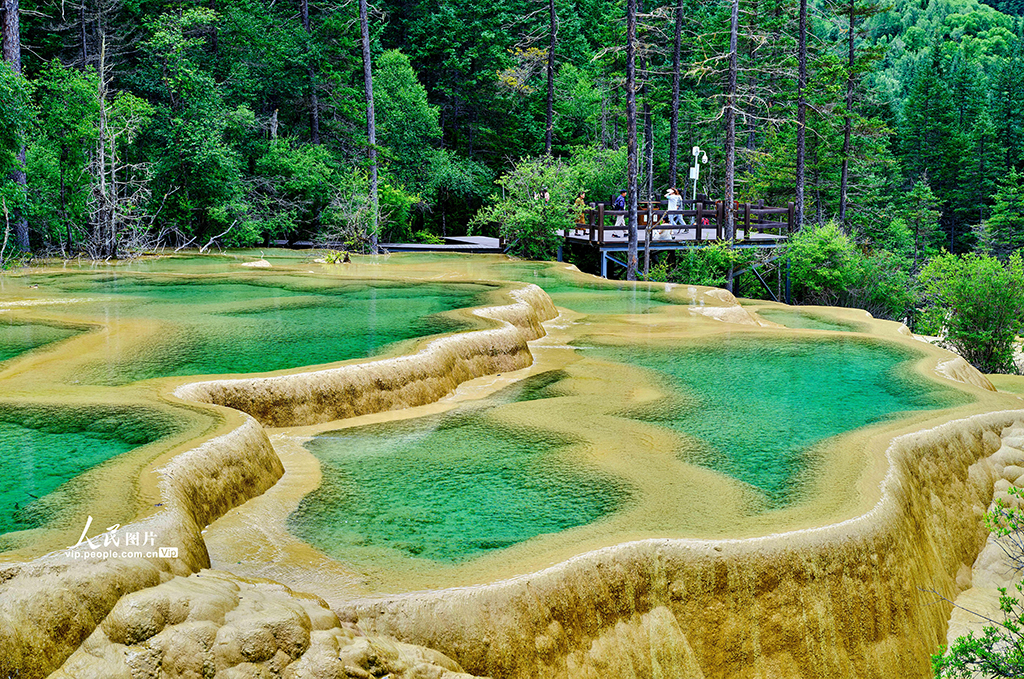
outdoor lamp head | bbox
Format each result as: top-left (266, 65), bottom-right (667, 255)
top-left (692, 146), bottom-right (700, 156)
top-left (701, 152), bottom-right (708, 164)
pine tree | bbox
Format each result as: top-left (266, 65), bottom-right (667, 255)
top-left (992, 42), bottom-right (1024, 170)
top-left (906, 177), bottom-right (943, 273)
top-left (987, 168), bottom-right (1024, 254)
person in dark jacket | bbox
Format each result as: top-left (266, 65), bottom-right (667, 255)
top-left (613, 189), bottom-right (627, 227)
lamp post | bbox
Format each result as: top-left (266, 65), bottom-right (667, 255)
top-left (689, 145), bottom-right (708, 203)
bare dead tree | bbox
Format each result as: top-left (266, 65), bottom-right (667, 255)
top-left (315, 188), bottom-right (394, 254)
top-left (682, 6), bottom-right (799, 212)
top-left (838, 0), bottom-right (886, 223)
top-left (87, 36), bottom-right (158, 259)
top-left (0, 198), bottom-right (12, 267)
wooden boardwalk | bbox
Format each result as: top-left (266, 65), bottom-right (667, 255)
top-left (379, 235), bottom-right (503, 253)
top-left (274, 199), bottom-right (792, 279)
top-left (565, 199), bottom-right (794, 277)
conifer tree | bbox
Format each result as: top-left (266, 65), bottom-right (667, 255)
top-left (986, 168), bottom-right (1024, 254)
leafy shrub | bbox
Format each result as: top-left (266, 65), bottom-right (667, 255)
top-left (919, 251), bottom-right (1024, 373)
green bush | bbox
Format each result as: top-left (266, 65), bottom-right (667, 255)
top-left (919, 251), bottom-right (1024, 374)
top-left (645, 242), bottom-right (751, 289)
top-left (787, 220), bottom-right (916, 320)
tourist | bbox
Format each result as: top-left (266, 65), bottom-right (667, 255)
top-left (574, 191), bottom-right (587, 235)
top-left (665, 187), bottom-right (684, 239)
top-left (613, 189), bottom-right (627, 227)
top-left (665, 188), bottom-right (683, 226)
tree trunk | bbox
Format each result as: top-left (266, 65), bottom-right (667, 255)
top-left (625, 0), bottom-right (638, 281)
top-left (302, 0), bottom-right (320, 144)
top-left (639, 0), bottom-right (652, 199)
top-left (669, 0), bottom-right (682, 186)
top-left (60, 158), bottom-right (69, 251)
top-left (97, 37), bottom-right (110, 257)
top-left (796, 0), bottom-right (807, 226)
top-left (725, 0), bottom-right (738, 292)
top-left (600, 90), bottom-right (608, 149)
top-left (643, 203), bottom-right (651, 278)
top-left (979, 136), bottom-right (985, 228)
top-left (309, 69), bottom-right (320, 144)
top-left (545, 0), bottom-right (555, 155)
top-left (643, 85), bottom-right (653, 199)
top-left (839, 0), bottom-right (854, 222)
top-left (80, 0), bottom-right (87, 67)
top-left (744, 0), bottom-right (758, 163)
top-left (2, 0), bottom-right (28, 251)
top-left (358, 0), bottom-right (378, 251)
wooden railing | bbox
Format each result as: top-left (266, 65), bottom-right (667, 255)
top-left (574, 199), bottom-right (795, 245)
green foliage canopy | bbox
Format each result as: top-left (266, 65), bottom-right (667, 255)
top-left (919, 251), bottom-right (1024, 373)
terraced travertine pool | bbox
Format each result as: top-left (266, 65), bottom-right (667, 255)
top-left (8, 250), bottom-right (1024, 679)
top-left (23, 273), bottom-right (492, 384)
top-left (0, 405), bottom-right (180, 537)
top-left (0, 257), bottom-right (500, 555)
top-left (0, 251), bottom-right (993, 594)
top-left (0, 319), bottom-right (81, 364)
top-left (284, 335), bottom-right (967, 589)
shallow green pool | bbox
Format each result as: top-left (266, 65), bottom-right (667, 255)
top-left (504, 262), bottom-right (677, 315)
top-left (29, 275), bottom-right (491, 384)
top-left (0, 405), bottom-right (178, 536)
top-left (593, 336), bottom-right (969, 505)
top-left (0, 319), bottom-right (79, 364)
top-left (756, 308), bottom-right (863, 332)
top-left (289, 374), bottom-right (629, 564)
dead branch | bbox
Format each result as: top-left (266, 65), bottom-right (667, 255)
top-left (199, 221), bottom-right (237, 253)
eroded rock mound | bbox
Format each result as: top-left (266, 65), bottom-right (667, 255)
top-left (52, 570), bottom-right (484, 679)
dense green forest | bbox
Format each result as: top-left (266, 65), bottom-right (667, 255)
top-left (3, 0), bottom-right (1024, 368)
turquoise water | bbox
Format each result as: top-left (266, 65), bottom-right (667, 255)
top-left (28, 275), bottom-right (491, 384)
top-left (756, 308), bottom-right (863, 332)
top-left (0, 406), bottom-right (178, 535)
top-left (290, 374), bottom-right (628, 563)
top-left (592, 337), bottom-right (968, 505)
top-left (0, 320), bottom-right (79, 363)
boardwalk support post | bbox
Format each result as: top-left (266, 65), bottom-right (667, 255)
top-left (786, 257), bottom-right (792, 304)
